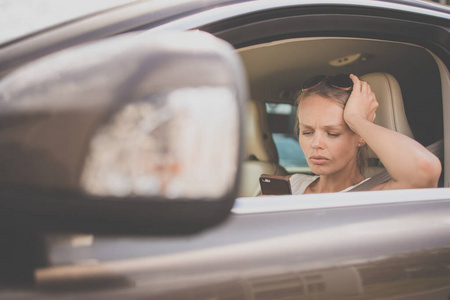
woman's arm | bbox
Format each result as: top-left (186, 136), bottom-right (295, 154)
top-left (343, 74), bottom-right (441, 190)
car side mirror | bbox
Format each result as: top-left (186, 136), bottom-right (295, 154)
top-left (0, 31), bottom-right (247, 234)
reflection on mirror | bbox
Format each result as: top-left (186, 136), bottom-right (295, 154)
top-left (81, 87), bottom-right (238, 199)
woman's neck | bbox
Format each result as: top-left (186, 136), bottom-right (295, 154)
top-left (306, 167), bottom-right (364, 194)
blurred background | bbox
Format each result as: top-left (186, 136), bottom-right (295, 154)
top-left (0, 0), bottom-right (140, 44)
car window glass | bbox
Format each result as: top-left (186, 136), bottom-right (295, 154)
top-left (265, 102), bottom-right (310, 173)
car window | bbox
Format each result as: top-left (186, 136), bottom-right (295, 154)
top-left (265, 102), bottom-right (310, 173)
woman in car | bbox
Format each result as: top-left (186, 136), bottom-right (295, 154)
top-left (290, 74), bottom-right (441, 194)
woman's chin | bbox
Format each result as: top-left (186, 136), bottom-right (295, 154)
top-left (308, 165), bottom-right (328, 175)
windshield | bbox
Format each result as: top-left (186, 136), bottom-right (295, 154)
top-left (0, 0), bottom-right (142, 45)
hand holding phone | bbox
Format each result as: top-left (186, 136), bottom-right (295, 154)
top-left (259, 174), bottom-right (292, 195)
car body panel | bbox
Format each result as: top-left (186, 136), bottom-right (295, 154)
top-left (27, 191), bottom-right (450, 299)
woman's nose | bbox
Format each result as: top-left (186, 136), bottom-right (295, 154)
top-left (311, 132), bottom-right (324, 149)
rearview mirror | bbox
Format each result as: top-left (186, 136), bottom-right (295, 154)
top-left (0, 31), bottom-right (247, 234)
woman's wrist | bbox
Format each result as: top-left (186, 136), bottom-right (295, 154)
top-left (344, 113), bottom-right (369, 133)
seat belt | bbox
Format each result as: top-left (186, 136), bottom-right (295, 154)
top-left (348, 139), bottom-right (444, 192)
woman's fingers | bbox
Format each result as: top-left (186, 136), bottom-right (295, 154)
top-left (361, 80), bottom-right (369, 94)
top-left (369, 89), bottom-right (378, 122)
top-left (346, 74), bottom-right (379, 126)
top-left (351, 74), bottom-right (373, 98)
top-left (350, 74), bottom-right (360, 92)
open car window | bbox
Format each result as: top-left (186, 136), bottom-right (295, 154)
top-left (265, 102), bottom-right (310, 174)
top-left (237, 35), bottom-right (446, 196)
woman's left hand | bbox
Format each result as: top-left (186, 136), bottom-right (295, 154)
top-left (343, 74), bottom-right (378, 132)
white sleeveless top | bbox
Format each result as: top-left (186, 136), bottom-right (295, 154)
top-left (289, 174), bottom-right (370, 194)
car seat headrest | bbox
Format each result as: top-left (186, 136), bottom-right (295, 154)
top-left (360, 72), bottom-right (413, 138)
top-left (360, 72), bottom-right (414, 177)
top-left (245, 100), bottom-right (279, 163)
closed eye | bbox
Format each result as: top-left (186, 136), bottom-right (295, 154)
top-left (328, 132), bottom-right (340, 137)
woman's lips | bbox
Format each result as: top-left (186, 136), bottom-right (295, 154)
top-left (310, 155), bottom-right (328, 164)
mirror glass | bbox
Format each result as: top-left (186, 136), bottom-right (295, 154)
top-left (81, 87), bottom-right (239, 199)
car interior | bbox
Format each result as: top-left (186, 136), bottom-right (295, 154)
top-left (236, 37), bottom-right (444, 197)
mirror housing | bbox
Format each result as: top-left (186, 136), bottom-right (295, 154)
top-left (0, 31), bottom-right (247, 234)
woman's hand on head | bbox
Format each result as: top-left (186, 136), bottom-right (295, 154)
top-left (343, 74), bottom-right (378, 132)
top-left (341, 76), bottom-right (441, 190)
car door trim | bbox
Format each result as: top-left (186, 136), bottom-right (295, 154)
top-left (233, 188), bottom-right (450, 214)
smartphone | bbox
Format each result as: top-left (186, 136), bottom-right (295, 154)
top-left (259, 174), bottom-right (292, 195)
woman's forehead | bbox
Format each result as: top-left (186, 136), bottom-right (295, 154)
top-left (298, 94), bottom-right (344, 117)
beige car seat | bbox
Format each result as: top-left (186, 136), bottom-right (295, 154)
top-left (360, 72), bottom-right (414, 177)
top-left (239, 100), bottom-right (288, 197)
